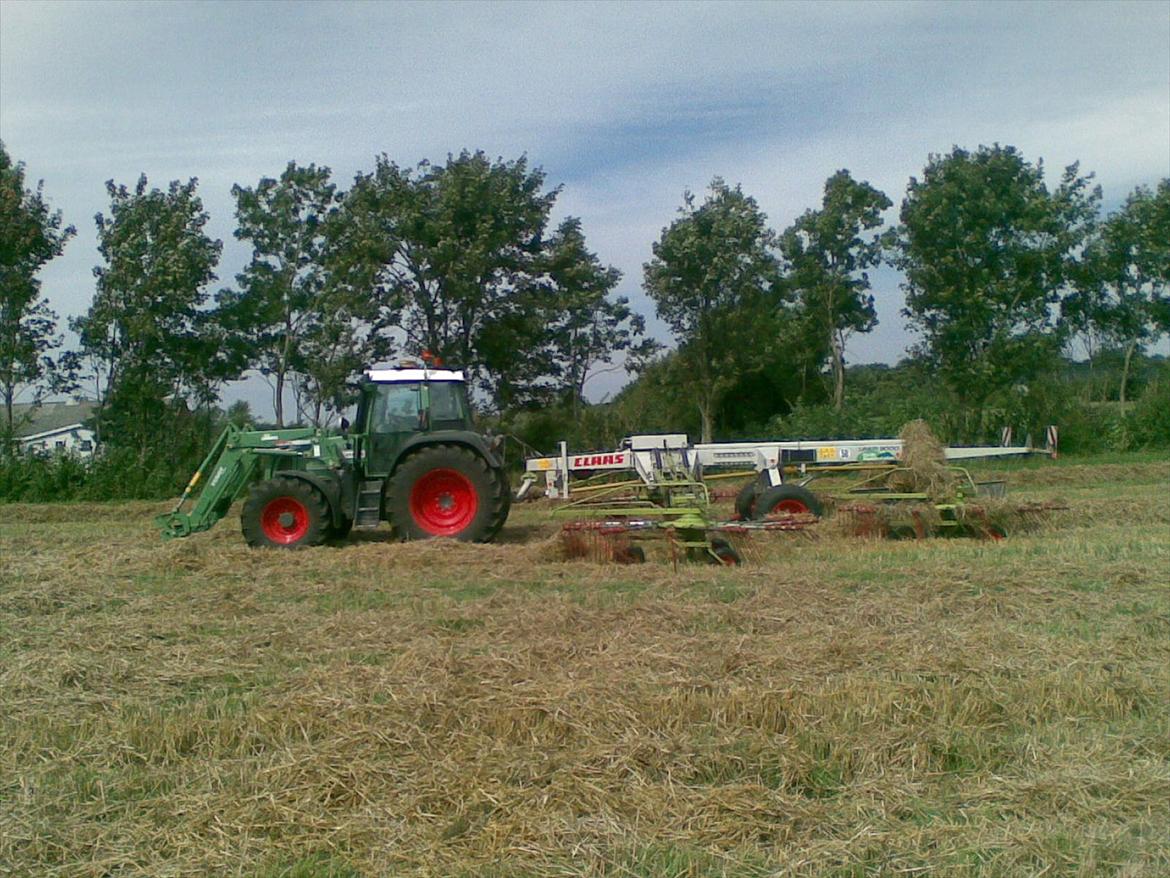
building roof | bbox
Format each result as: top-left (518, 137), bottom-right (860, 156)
top-left (10, 401), bottom-right (97, 438)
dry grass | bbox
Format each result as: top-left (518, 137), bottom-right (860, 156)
top-left (888, 419), bottom-right (958, 500)
top-left (2, 456), bottom-right (1169, 877)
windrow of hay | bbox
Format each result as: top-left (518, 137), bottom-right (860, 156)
top-left (2, 455), bottom-right (1169, 876)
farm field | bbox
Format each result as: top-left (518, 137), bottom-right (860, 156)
top-left (2, 454), bottom-right (1168, 877)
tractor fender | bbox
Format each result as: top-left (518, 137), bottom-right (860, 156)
top-left (391, 431), bottom-right (503, 472)
top-left (272, 470), bottom-right (345, 527)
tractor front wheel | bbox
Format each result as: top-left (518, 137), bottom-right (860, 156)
top-left (241, 477), bottom-right (330, 549)
top-left (386, 445), bottom-right (506, 542)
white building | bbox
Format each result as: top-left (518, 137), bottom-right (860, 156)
top-left (11, 401), bottom-right (98, 458)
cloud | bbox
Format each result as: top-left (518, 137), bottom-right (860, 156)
top-left (3, 0), bottom-right (1167, 413)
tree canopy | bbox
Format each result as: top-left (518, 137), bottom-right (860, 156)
top-left (73, 176), bottom-right (223, 457)
top-left (216, 163), bottom-right (351, 430)
top-left (1065, 179), bottom-right (1170, 403)
top-left (895, 145), bottom-right (1100, 419)
top-left (338, 150), bottom-right (639, 412)
top-left (0, 143), bottom-right (76, 434)
top-left (780, 170), bottom-right (891, 410)
top-left (643, 179), bottom-right (785, 442)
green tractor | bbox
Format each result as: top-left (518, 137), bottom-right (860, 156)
top-left (157, 366), bottom-right (511, 547)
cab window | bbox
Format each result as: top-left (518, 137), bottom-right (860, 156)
top-left (429, 382), bottom-right (469, 429)
top-left (371, 383), bottom-right (422, 432)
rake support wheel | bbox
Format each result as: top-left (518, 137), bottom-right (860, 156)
top-left (708, 537), bottom-right (742, 566)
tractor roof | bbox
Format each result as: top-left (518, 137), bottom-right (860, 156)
top-left (364, 368), bottom-right (465, 383)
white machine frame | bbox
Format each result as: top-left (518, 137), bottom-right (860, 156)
top-left (520, 431), bottom-right (1054, 500)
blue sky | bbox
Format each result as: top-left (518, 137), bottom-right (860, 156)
top-left (2, 0), bottom-right (1168, 416)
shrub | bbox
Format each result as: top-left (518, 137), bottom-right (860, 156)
top-left (1127, 377), bottom-right (1170, 449)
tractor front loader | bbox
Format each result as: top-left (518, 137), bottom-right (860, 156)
top-left (157, 366), bottom-right (511, 548)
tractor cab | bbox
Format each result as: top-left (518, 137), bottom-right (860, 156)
top-left (356, 364), bottom-right (475, 476)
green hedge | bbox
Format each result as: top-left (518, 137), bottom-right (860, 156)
top-left (0, 447), bottom-right (186, 503)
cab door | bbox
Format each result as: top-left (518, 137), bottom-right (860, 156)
top-left (365, 382), bottom-right (424, 475)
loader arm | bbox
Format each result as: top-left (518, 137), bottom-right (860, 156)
top-left (156, 424), bottom-right (323, 539)
top-left (156, 424), bottom-right (261, 539)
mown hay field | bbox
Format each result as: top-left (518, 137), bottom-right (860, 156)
top-left (2, 454), bottom-right (1168, 877)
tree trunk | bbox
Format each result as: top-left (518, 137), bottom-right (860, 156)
top-left (830, 330), bottom-right (846, 410)
top-left (698, 393), bottom-right (713, 444)
top-left (1119, 337), bottom-right (1138, 407)
top-left (275, 370), bottom-right (285, 428)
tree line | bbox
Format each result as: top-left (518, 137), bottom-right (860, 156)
top-left (2, 140), bottom-right (1168, 489)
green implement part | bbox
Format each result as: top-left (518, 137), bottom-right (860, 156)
top-left (156, 424), bottom-right (344, 539)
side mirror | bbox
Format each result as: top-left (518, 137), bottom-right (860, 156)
top-left (340, 417), bottom-right (351, 434)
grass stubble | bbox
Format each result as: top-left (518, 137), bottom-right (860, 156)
top-left (1, 456), bottom-right (1168, 877)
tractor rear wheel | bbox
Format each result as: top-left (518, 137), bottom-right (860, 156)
top-left (386, 444), bottom-right (507, 542)
top-left (752, 484), bottom-right (824, 519)
top-left (241, 477), bottom-right (330, 549)
top-left (487, 468), bottom-right (512, 539)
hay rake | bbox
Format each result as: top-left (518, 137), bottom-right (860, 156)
top-left (552, 454), bottom-right (819, 565)
top-left (540, 433), bottom-right (1057, 563)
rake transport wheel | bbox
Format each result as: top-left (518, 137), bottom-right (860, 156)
top-left (242, 476), bottom-right (330, 549)
top-left (752, 484), bottom-right (824, 520)
top-left (386, 444), bottom-right (505, 542)
top-left (734, 480), bottom-right (760, 520)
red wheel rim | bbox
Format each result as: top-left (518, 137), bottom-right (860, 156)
top-left (768, 499), bottom-right (809, 516)
top-left (261, 497), bottom-right (309, 544)
top-left (409, 468), bottom-right (478, 536)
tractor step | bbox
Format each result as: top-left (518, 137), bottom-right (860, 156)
top-left (354, 479), bottom-right (384, 528)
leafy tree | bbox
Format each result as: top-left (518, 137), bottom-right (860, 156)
top-left (542, 217), bottom-right (654, 421)
top-left (73, 175), bottom-right (223, 459)
top-left (218, 162), bottom-right (367, 427)
top-left (1065, 179), bottom-right (1169, 403)
top-left (895, 145), bottom-right (1099, 428)
top-left (291, 311), bottom-right (380, 426)
top-left (0, 143), bottom-right (76, 435)
top-left (779, 170), bottom-right (890, 410)
top-left (341, 150), bottom-right (561, 409)
top-left (224, 399), bottom-right (255, 430)
top-left (643, 179), bottom-right (785, 442)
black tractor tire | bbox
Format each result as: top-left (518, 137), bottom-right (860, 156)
top-left (486, 468), bottom-right (512, 539)
top-left (385, 444), bottom-right (507, 542)
top-left (752, 484), bottom-right (824, 520)
top-left (241, 477), bottom-right (330, 549)
top-left (734, 480), bottom-right (760, 520)
top-left (328, 516), bottom-right (354, 541)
